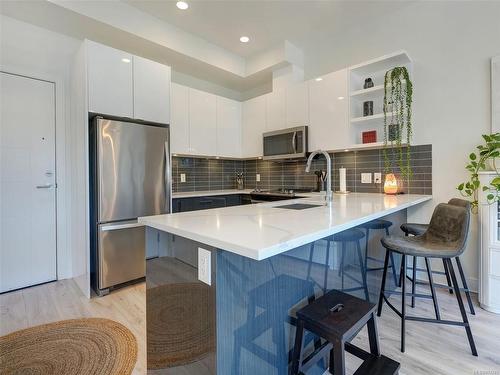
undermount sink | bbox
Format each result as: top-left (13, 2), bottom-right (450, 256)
top-left (274, 203), bottom-right (323, 210)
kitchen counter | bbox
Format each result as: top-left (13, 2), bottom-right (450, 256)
top-left (140, 193), bottom-right (432, 261)
top-left (172, 189), bottom-right (254, 198)
top-left (143, 192), bottom-right (432, 374)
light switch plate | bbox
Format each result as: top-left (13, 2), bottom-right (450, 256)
top-left (361, 173), bottom-right (372, 184)
top-left (374, 173), bottom-right (382, 184)
top-left (180, 173), bottom-right (186, 183)
top-left (256, 173), bottom-right (261, 182)
top-left (198, 248), bottom-right (211, 285)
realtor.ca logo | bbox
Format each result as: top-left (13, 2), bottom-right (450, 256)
top-left (474, 371), bottom-right (500, 375)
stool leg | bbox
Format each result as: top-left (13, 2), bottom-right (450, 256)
top-left (290, 320), bottom-right (305, 375)
top-left (364, 228), bottom-right (370, 271)
top-left (401, 254), bottom-right (407, 353)
top-left (306, 242), bottom-right (315, 282)
top-left (386, 227), bottom-right (399, 286)
top-left (445, 258), bottom-right (478, 356)
top-left (443, 259), bottom-right (453, 295)
top-left (455, 257), bottom-right (476, 315)
top-left (425, 257), bottom-right (441, 320)
top-left (411, 256), bottom-right (417, 308)
top-left (332, 340), bottom-right (345, 375)
top-left (341, 242), bottom-right (346, 291)
top-left (323, 240), bottom-right (331, 293)
top-left (356, 240), bottom-right (370, 301)
top-left (399, 256), bottom-right (405, 288)
top-left (367, 312), bottom-right (381, 356)
top-left (377, 250), bottom-right (391, 317)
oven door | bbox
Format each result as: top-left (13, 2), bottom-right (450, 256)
top-left (263, 126), bottom-right (308, 160)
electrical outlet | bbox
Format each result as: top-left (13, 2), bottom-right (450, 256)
top-left (198, 248), bottom-right (211, 285)
top-left (374, 173), bottom-right (382, 184)
top-left (256, 173), bottom-right (261, 182)
top-left (180, 173), bottom-right (186, 183)
top-left (361, 173), bottom-right (372, 184)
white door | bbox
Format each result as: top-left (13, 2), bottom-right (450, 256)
top-left (0, 72), bottom-right (57, 293)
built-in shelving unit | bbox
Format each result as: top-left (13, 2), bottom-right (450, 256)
top-left (348, 50), bottom-right (412, 146)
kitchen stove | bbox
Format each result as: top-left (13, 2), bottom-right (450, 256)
top-left (249, 188), bottom-right (313, 202)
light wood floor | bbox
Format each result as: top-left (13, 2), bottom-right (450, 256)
top-left (1, 279), bottom-right (499, 375)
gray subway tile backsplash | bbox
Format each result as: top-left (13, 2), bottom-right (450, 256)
top-left (172, 144), bottom-right (432, 195)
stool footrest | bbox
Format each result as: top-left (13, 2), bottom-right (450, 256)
top-left (353, 354), bottom-right (400, 375)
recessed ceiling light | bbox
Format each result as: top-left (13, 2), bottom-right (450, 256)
top-left (240, 36), bottom-right (250, 43)
top-left (344, 149), bottom-right (349, 152)
top-left (176, 1), bottom-right (189, 10)
top-left (337, 96), bottom-right (345, 100)
top-left (315, 77), bottom-right (323, 81)
top-left (121, 58), bottom-right (130, 63)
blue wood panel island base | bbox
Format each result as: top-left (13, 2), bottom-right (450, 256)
top-left (141, 193), bottom-right (431, 374)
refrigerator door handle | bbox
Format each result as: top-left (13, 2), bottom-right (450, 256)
top-left (164, 140), bottom-right (172, 214)
top-left (100, 221), bottom-right (144, 231)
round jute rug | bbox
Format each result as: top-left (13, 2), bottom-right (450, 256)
top-left (147, 283), bottom-right (215, 370)
top-left (0, 318), bottom-right (137, 375)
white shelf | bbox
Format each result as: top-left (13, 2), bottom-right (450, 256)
top-left (350, 84), bottom-right (384, 98)
top-left (328, 141), bottom-right (408, 153)
top-left (351, 112), bottom-right (394, 124)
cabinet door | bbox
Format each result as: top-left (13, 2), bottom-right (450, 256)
top-left (308, 69), bottom-right (349, 151)
top-left (286, 81), bottom-right (309, 127)
top-left (265, 88), bottom-right (286, 131)
top-left (242, 95), bottom-right (266, 157)
top-left (217, 96), bottom-right (241, 158)
top-left (189, 88), bottom-right (217, 156)
top-left (170, 83), bottom-right (190, 154)
top-left (87, 40), bottom-right (133, 118)
top-left (133, 56), bottom-right (170, 123)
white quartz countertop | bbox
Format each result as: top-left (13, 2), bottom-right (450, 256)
top-left (140, 193), bottom-right (432, 261)
top-left (172, 189), bottom-right (254, 198)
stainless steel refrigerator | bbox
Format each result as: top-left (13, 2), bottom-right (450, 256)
top-left (90, 116), bottom-right (170, 296)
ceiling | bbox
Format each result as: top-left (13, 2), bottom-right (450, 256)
top-left (124, 0), bottom-right (413, 59)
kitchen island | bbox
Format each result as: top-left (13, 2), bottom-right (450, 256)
top-left (140, 193), bottom-right (431, 375)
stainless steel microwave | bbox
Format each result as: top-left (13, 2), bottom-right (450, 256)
top-left (262, 126), bottom-right (308, 160)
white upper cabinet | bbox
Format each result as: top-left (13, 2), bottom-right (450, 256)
top-left (286, 81), bottom-right (309, 127)
top-left (189, 88), bottom-right (217, 156)
top-left (170, 83), bottom-right (190, 154)
top-left (133, 56), bottom-right (171, 124)
top-left (308, 69), bottom-right (349, 151)
top-left (265, 88), bottom-right (286, 131)
top-left (242, 95), bottom-right (266, 158)
top-left (216, 96), bottom-right (241, 158)
top-left (87, 40), bottom-right (133, 118)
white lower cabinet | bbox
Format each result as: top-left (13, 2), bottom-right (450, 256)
top-left (189, 88), bottom-right (217, 156)
top-left (216, 96), bottom-right (241, 158)
top-left (242, 95), bottom-right (266, 158)
top-left (308, 69), bottom-right (349, 151)
top-left (170, 83), bottom-right (190, 154)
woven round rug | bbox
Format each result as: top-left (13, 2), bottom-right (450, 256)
top-left (147, 283), bottom-right (214, 370)
top-left (0, 318), bottom-right (137, 375)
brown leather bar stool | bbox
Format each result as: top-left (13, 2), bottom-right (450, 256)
top-left (377, 202), bottom-right (478, 356)
top-left (400, 198), bottom-right (475, 315)
top-left (290, 290), bottom-right (400, 375)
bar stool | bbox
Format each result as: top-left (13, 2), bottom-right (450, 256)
top-left (290, 290), bottom-right (400, 375)
top-left (359, 219), bottom-right (399, 287)
top-left (307, 229), bottom-right (369, 301)
top-left (377, 202), bottom-right (478, 356)
top-left (400, 198), bottom-right (475, 314)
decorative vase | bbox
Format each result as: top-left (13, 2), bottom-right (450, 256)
top-left (364, 78), bottom-right (374, 89)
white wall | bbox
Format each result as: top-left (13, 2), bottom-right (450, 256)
top-left (300, 1), bottom-right (500, 290)
top-left (0, 15), bottom-right (81, 280)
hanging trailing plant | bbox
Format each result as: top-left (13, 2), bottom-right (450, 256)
top-left (383, 66), bottom-right (413, 181)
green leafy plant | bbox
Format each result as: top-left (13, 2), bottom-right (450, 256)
top-left (383, 66), bottom-right (413, 181)
top-left (458, 133), bottom-right (500, 211)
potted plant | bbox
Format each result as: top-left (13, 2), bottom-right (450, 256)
top-left (383, 66), bottom-right (413, 183)
top-left (458, 133), bottom-right (500, 212)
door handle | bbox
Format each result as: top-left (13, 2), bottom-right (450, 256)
top-left (292, 132), bottom-right (297, 153)
top-left (36, 184), bottom-right (55, 189)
